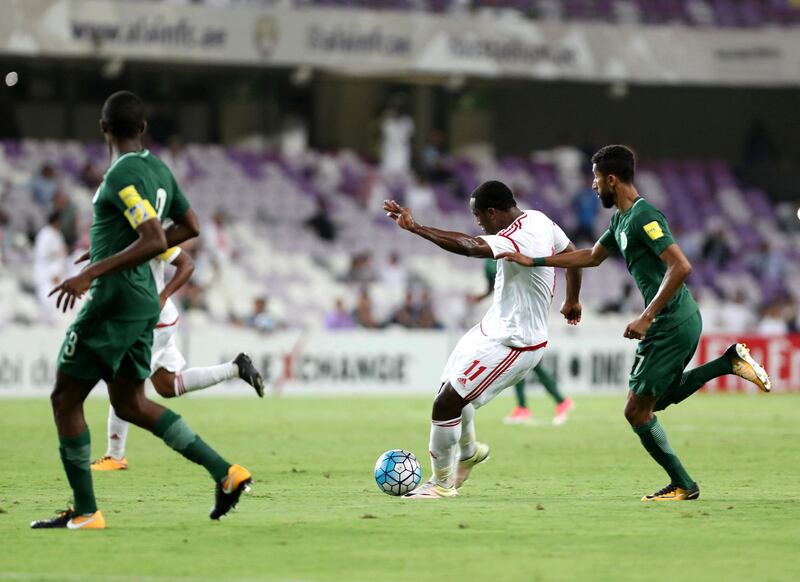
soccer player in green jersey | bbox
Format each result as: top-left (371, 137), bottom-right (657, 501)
top-left (31, 91), bottom-right (252, 529)
top-left (471, 259), bottom-right (575, 426)
top-left (499, 145), bottom-right (771, 501)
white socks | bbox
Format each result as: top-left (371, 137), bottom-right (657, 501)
top-left (175, 362), bottom-right (238, 396)
top-left (429, 404), bottom-right (479, 488)
top-left (106, 405), bottom-right (129, 460)
top-left (429, 417), bottom-right (462, 488)
top-left (459, 404), bottom-right (477, 461)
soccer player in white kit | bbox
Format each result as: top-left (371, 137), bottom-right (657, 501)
top-left (383, 181), bottom-right (582, 498)
top-left (92, 247), bottom-right (264, 471)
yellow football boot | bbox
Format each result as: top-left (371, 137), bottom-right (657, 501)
top-left (455, 442), bottom-right (491, 489)
top-left (402, 481), bottom-right (459, 499)
top-left (727, 343), bottom-right (771, 392)
top-left (642, 483), bottom-right (700, 501)
top-left (31, 509), bottom-right (106, 529)
top-left (91, 456), bottom-right (128, 471)
top-left (210, 464), bottom-right (252, 519)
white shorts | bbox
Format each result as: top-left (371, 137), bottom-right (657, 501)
top-left (150, 322), bottom-right (186, 374)
top-left (440, 325), bottom-right (546, 409)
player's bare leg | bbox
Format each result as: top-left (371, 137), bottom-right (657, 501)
top-left (31, 371), bottom-right (106, 529)
top-left (108, 377), bottom-right (251, 519)
top-left (625, 392), bottom-right (699, 501)
top-left (405, 383), bottom-right (465, 499)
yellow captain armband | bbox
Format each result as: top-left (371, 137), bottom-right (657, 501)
top-left (158, 246), bottom-right (181, 263)
top-left (643, 221), bottom-right (664, 241)
top-left (118, 185), bottom-right (157, 229)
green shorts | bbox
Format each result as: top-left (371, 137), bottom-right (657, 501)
top-left (629, 310), bottom-right (702, 397)
top-left (57, 312), bottom-right (158, 383)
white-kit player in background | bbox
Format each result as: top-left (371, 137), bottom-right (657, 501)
top-left (91, 246), bottom-right (265, 471)
top-left (383, 181), bottom-right (583, 498)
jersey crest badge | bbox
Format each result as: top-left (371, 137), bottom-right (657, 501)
top-left (457, 377), bottom-right (467, 386)
top-left (643, 221), bottom-right (664, 240)
top-left (619, 231), bottom-right (628, 250)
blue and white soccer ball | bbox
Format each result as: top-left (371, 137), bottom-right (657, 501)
top-left (374, 449), bottom-right (422, 496)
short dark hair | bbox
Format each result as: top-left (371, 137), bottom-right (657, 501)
top-left (471, 180), bottom-right (516, 211)
top-left (102, 91), bottom-right (145, 138)
top-left (591, 145), bottom-right (635, 184)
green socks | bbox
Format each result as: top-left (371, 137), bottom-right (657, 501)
top-left (534, 365), bottom-right (565, 404)
top-left (515, 366), bottom-right (565, 408)
top-left (152, 409), bottom-right (230, 482)
top-left (655, 354), bottom-right (734, 411)
top-left (633, 417), bottom-right (694, 490)
top-left (59, 430), bottom-right (97, 515)
top-left (514, 380), bottom-right (527, 408)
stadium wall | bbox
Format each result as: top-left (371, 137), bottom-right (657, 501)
top-left (3, 0), bottom-right (800, 86)
top-left (0, 326), bottom-right (796, 397)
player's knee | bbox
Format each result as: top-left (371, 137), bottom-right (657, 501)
top-left (432, 384), bottom-right (466, 421)
top-left (623, 400), bottom-right (650, 427)
top-left (152, 376), bottom-right (175, 398)
top-left (109, 395), bottom-right (142, 423)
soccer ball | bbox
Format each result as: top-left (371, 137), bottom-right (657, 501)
top-left (374, 449), bottom-right (422, 496)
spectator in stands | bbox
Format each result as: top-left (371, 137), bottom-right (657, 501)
top-left (380, 104), bottom-right (414, 177)
top-left (161, 135), bottom-right (191, 185)
top-left (148, 103), bottom-right (177, 145)
top-left (757, 300), bottom-right (790, 335)
top-left (743, 119), bottom-right (780, 167)
top-left (750, 241), bottom-right (787, 283)
top-left (719, 290), bottom-right (756, 334)
top-left (345, 252), bottom-right (377, 285)
top-left (572, 174), bottom-right (599, 243)
top-left (324, 298), bottom-right (355, 330)
top-left (598, 281), bottom-right (640, 315)
top-left (391, 288), bottom-right (442, 329)
top-left (181, 280), bottom-right (208, 313)
top-left (33, 212), bottom-right (67, 325)
top-left (79, 160), bottom-right (103, 191)
top-left (415, 288), bottom-right (442, 329)
top-left (246, 296), bottom-right (281, 333)
top-left (379, 251), bottom-right (409, 289)
top-left (204, 209), bottom-right (236, 265)
top-left (550, 133), bottom-right (586, 194)
top-left (31, 163), bottom-right (58, 210)
top-left (700, 226), bottom-right (732, 268)
top-left (53, 191), bottom-right (79, 251)
top-left (305, 197), bottom-right (337, 241)
top-left (0, 207), bottom-right (9, 265)
top-left (405, 175), bottom-right (436, 217)
top-left (420, 129), bottom-right (451, 184)
top-left (354, 287), bottom-right (380, 329)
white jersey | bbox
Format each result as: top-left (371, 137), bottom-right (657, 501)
top-left (150, 247), bottom-right (182, 327)
top-left (478, 210), bottom-right (570, 348)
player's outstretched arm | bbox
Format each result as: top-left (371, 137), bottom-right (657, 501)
top-left (159, 250), bottom-right (195, 309)
top-left (49, 218), bottom-right (168, 312)
top-left (165, 208), bottom-right (200, 248)
top-left (383, 200), bottom-right (493, 258)
top-left (560, 242), bottom-right (583, 325)
top-left (624, 243), bottom-right (692, 340)
top-left (498, 241), bottom-right (610, 269)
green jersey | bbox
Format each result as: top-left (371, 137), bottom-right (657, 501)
top-left (598, 197), bottom-right (698, 330)
top-left (484, 259), bottom-right (497, 286)
top-left (86, 149), bottom-right (190, 322)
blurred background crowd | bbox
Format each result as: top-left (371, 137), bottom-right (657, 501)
top-left (1, 0), bottom-right (798, 336)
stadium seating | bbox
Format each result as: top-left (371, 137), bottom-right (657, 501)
top-left (1, 138), bottom-right (798, 330)
top-left (288, 0), bottom-right (800, 27)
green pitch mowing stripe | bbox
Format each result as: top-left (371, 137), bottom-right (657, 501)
top-left (1, 395), bottom-right (798, 582)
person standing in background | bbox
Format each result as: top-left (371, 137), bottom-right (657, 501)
top-left (33, 212), bottom-right (67, 325)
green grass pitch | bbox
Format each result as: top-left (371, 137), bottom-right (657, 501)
top-left (1, 393), bottom-right (798, 582)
